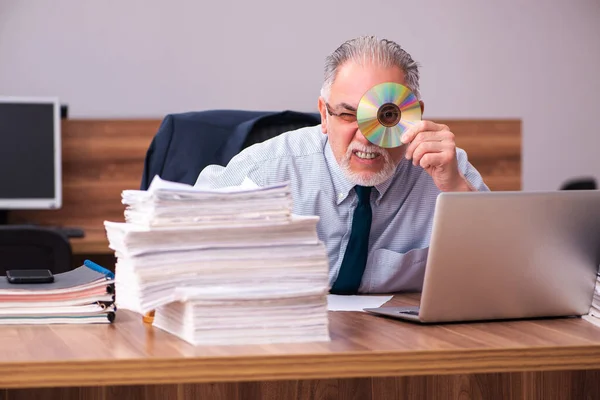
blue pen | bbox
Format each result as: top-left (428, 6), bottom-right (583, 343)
top-left (84, 259), bottom-right (115, 280)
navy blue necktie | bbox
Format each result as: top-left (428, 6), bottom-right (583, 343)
top-left (330, 185), bottom-right (373, 294)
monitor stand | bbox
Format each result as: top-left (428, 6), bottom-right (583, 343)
top-left (0, 210), bottom-right (85, 238)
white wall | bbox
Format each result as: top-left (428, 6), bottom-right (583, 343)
top-left (1, 0), bottom-right (599, 190)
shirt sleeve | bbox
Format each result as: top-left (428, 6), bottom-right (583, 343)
top-left (456, 147), bottom-right (490, 192)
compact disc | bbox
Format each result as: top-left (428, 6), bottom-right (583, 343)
top-left (356, 82), bottom-right (422, 148)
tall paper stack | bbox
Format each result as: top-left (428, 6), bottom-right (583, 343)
top-left (104, 176), bottom-right (330, 345)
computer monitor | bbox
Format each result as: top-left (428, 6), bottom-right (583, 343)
top-left (0, 97), bottom-right (62, 214)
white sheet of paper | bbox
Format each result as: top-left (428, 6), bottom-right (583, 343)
top-left (582, 315), bottom-right (600, 329)
top-left (192, 175), bottom-right (262, 192)
top-left (327, 294), bottom-right (393, 312)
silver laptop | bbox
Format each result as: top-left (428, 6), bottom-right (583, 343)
top-left (364, 190), bottom-right (600, 323)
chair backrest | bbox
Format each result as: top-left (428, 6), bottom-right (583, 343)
top-left (241, 112), bottom-right (321, 149)
top-left (0, 226), bottom-right (72, 275)
top-left (140, 110), bottom-right (321, 189)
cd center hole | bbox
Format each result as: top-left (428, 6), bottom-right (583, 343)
top-left (377, 103), bottom-right (401, 127)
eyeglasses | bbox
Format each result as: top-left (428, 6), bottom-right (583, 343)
top-left (325, 103), bottom-right (357, 124)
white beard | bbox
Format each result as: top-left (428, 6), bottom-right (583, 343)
top-left (339, 142), bottom-right (398, 186)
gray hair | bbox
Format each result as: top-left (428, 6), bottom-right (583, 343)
top-left (320, 36), bottom-right (421, 101)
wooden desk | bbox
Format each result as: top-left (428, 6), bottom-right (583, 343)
top-left (1, 294), bottom-right (599, 399)
top-left (8, 119), bottom-right (522, 256)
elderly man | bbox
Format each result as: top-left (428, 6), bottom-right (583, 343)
top-left (196, 35), bottom-right (489, 294)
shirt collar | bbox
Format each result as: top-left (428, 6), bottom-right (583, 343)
top-left (324, 140), bottom-right (408, 206)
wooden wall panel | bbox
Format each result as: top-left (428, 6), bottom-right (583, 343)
top-left (9, 118), bottom-right (520, 255)
top-left (451, 119), bottom-right (521, 191)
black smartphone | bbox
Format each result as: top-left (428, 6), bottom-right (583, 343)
top-left (6, 269), bottom-right (54, 284)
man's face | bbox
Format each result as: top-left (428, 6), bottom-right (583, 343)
top-left (318, 62), bottom-right (411, 186)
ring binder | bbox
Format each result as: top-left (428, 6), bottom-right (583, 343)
top-left (0, 264), bottom-right (117, 324)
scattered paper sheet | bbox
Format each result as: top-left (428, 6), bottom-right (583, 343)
top-left (148, 174), bottom-right (285, 194)
top-left (327, 295), bottom-right (393, 312)
top-left (583, 315), bottom-right (600, 329)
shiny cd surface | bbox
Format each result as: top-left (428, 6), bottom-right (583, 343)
top-left (356, 82), bottom-right (422, 148)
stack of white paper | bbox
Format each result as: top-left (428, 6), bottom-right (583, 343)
top-left (154, 288), bottom-right (329, 345)
top-left (583, 273), bottom-right (600, 328)
top-left (104, 176), bottom-right (331, 345)
top-left (121, 177), bottom-right (293, 228)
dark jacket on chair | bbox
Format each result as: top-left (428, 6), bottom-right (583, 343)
top-left (140, 109), bottom-right (321, 190)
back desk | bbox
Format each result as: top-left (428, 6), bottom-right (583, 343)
top-left (1, 294), bottom-right (599, 399)
top-left (9, 118), bottom-right (522, 256)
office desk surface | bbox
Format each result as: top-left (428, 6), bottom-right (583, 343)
top-left (1, 293), bottom-right (600, 390)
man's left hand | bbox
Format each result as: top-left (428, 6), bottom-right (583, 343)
top-left (401, 120), bottom-right (474, 192)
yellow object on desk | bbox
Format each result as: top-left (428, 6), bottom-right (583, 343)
top-left (143, 310), bottom-right (155, 324)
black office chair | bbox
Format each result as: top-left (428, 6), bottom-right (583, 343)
top-left (241, 112), bottom-right (321, 149)
top-left (140, 110), bottom-right (321, 189)
top-left (560, 177), bottom-right (597, 190)
top-left (0, 226), bottom-right (73, 275)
